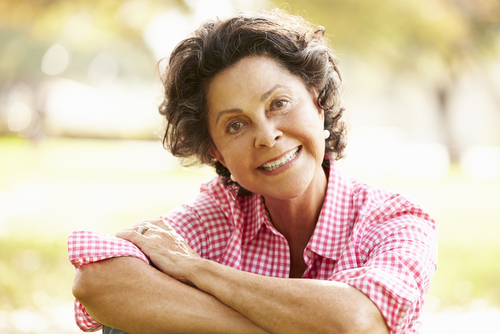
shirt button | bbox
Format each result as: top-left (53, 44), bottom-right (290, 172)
top-left (306, 249), bottom-right (314, 258)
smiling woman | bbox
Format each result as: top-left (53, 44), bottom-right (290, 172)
top-left (69, 9), bottom-right (438, 334)
top-left (207, 56), bottom-right (327, 202)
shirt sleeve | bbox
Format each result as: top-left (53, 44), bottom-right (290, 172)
top-left (67, 230), bottom-right (151, 332)
top-left (329, 214), bottom-right (438, 334)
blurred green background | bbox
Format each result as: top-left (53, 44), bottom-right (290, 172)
top-left (1, 0), bottom-right (500, 333)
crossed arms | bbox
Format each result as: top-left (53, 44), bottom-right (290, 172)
top-left (72, 220), bottom-right (389, 334)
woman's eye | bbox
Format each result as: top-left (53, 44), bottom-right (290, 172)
top-left (227, 121), bottom-right (242, 133)
top-left (271, 99), bottom-right (287, 110)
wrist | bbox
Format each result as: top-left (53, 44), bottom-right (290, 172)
top-left (186, 257), bottom-right (216, 290)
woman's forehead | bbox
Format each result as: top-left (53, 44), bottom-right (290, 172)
top-left (207, 56), bottom-right (301, 104)
top-left (217, 56), bottom-right (290, 81)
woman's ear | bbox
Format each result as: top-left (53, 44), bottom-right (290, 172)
top-left (208, 145), bottom-right (226, 167)
top-left (310, 88), bottom-right (324, 121)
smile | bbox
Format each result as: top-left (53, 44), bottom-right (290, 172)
top-left (259, 147), bottom-right (301, 171)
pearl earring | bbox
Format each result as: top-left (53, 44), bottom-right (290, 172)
top-left (230, 174), bottom-right (236, 182)
top-left (324, 129), bottom-right (330, 139)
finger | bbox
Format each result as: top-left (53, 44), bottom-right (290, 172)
top-left (111, 220), bottom-right (149, 236)
top-left (137, 224), bottom-right (151, 235)
top-left (111, 224), bottom-right (140, 237)
top-left (145, 219), bottom-right (173, 231)
top-left (115, 228), bottom-right (143, 244)
top-left (128, 220), bottom-right (160, 235)
top-left (143, 219), bottom-right (163, 225)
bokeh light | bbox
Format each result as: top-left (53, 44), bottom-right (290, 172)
top-left (7, 101), bottom-right (32, 132)
top-left (41, 44), bottom-right (70, 76)
top-left (87, 52), bottom-right (119, 85)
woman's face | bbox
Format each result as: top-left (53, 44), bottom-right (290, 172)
top-left (207, 56), bottom-right (326, 201)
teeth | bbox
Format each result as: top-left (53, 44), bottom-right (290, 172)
top-left (260, 147), bottom-right (300, 171)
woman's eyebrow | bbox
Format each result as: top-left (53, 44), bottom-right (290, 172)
top-left (260, 84), bottom-right (289, 101)
top-left (215, 108), bottom-right (243, 126)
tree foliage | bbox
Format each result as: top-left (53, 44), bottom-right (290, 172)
top-left (0, 0), bottom-right (187, 85)
top-left (274, 0), bottom-right (500, 161)
top-left (276, 0), bottom-right (500, 67)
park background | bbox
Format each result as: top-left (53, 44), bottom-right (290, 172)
top-left (1, 0), bottom-right (500, 332)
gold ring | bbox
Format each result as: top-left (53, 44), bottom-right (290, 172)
top-left (138, 225), bottom-right (150, 235)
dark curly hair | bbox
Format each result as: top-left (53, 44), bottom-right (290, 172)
top-left (159, 9), bottom-right (347, 195)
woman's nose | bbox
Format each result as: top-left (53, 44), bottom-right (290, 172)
top-left (254, 121), bottom-right (283, 148)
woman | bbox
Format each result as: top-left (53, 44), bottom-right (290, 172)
top-left (69, 9), bottom-right (438, 334)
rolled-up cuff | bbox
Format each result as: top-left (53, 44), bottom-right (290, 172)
top-left (68, 230), bottom-right (150, 332)
top-left (330, 266), bottom-right (419, 334)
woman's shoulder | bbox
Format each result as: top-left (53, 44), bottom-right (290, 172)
top-left (348, 175), bottom-right (396, 206)
top-left (346, 175), bottom-right (435, 234)
top-left (348, 175), bottom-right (416, 211)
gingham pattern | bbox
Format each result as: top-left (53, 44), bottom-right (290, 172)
top-left (68, 231), bottom-right (150, 332)
top-left (68, 156), bottom-right (437, 333)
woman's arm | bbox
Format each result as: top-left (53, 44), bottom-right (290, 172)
top-left (114, 221), bottom-right (389, 334)
top-left (72, 256), bottom-right (270, 334)
top-left (190, 259), bottom-right (389, 334)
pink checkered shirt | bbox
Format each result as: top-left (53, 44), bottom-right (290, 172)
top-left (68, 157), bottom-right (438, 333)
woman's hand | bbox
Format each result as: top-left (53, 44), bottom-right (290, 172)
top-left (115, 219), bottom-right (201, 286)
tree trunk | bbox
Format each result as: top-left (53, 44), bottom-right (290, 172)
top-left (436, 84), bottom-right (460, 163)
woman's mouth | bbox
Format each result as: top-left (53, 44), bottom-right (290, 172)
top-left (258, 147), bottom-right (301, 172)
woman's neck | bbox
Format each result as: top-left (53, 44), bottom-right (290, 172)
top-left (264, 165), bottom-right (328, 250)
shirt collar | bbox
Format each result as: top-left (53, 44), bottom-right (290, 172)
top-left (204, 176), bottom-right (272, 244)
top-left (307, 156), bottom-right (353, 261)
top-left (241, 194), bottom-right (273, 245)
top-left (240, 155), bottom-right (353, 255)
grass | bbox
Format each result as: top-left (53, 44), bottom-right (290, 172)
top-left (1, 136), bottom-right (499, 321)
top-left (0, 235), bottom-right (70, 309)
